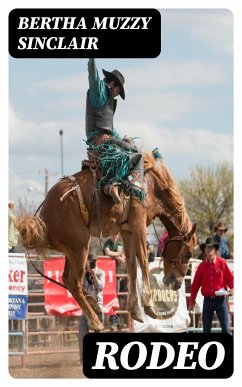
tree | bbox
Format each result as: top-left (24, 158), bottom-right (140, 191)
top-left (178, 162), bottom-right (233, 250)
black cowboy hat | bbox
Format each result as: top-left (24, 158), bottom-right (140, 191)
top-left (214, 222), bottom-right (228, 232)
top-left (200, 237), bottom-right (219, 252)
top-left (102, 69), bottom-right (125, 100)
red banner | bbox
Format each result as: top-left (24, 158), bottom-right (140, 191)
top-left (98, 257), bottom-right (120, 314)
top-left (43, 256), bottom-right (119, 316)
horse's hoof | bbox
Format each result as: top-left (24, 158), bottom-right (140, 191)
top-left (90, 321), bottom-right (104, 332)
top-left (144, 305), bottom-right (157, 319)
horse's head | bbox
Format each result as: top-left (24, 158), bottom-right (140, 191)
top-left (162, 223), bottom-right (197, 290)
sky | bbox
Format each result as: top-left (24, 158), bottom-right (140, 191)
top-left (8, 8), bottom-right (234, 206)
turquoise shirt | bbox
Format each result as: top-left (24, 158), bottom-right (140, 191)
top-left (87, 58), bottom-right (121, 140)
top-left (88, 58), bottom-right (108, 109)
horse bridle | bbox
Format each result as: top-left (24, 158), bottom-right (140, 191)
top-left (162, 234), bottom-right (191, 267)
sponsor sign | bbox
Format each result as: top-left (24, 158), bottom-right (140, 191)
top-left (44, 257), bottom-right (81, 316)
top-left (96, 257), bottom-right (119, 314)
top-left (134, 259), bottom-right (190, 332)
top-left (190, 259), bottom-right (204, 313)
top-left (44, 256), bottom-right (119, 316)
top-left (8, 254), bottom-right (28, 320)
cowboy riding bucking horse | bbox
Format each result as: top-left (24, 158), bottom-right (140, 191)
top-left (85, 58), bottom-right (147, 204)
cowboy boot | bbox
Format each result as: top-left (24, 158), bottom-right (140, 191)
top-left (125, 155), bottom-right (146, 201)
top-left (103, 183), bottom-right (121, 204)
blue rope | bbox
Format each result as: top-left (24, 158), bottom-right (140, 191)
top-left (86, 140), bottom-right (147, 201)
top-left (87, 142), bottom-right (132, 187)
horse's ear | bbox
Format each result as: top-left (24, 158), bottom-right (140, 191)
top-left (187, 223), bottom-right (197, 241)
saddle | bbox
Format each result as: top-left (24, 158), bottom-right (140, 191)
top-left (60, 151), bottom-right (159, 234)
top-left (81, 159), bottom-right (133, 232)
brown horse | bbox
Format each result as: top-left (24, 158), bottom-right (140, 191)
top-left (17, 153), bottom-right (196, 331)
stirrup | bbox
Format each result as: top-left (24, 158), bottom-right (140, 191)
top-left (103, 183), bottom-right (121, 204)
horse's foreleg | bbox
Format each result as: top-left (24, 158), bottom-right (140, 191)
top-left (68, 248), bottom-right (104, 332)
top-left (121, 230), bottom-right (144, 323)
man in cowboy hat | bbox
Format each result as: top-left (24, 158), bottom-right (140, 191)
top-left (189, 237), bottom-right (234, 334)
top-left (85, 58), bottom-right (145, 204)
top-left (213, 221), bottom-right (233, 260)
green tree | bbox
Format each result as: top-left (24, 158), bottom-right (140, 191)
top-left (178, 162), bottom-right (233, 249)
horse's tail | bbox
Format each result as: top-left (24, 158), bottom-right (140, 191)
top-left (16, 214), bottom-right (49, 257)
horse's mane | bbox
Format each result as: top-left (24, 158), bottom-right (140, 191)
top-left (144, 153), bottom-right (192, 233)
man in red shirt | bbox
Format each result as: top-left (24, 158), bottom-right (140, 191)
top-left (189, 237), bottom-right (234, 334)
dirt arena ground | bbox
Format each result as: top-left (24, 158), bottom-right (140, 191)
top-left (9, 352), bottom-right (85, 379)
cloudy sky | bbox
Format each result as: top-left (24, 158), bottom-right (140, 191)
top-left (9, 8), bottom-right (233, 205)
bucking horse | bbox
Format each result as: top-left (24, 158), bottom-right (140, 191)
top-left (16, 153), bottom-right (197, 331)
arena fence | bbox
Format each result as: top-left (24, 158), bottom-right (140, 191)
top-left (9, 255), bottom-right (234, 367)
top-left (9, 254), bottom-right (131, 367)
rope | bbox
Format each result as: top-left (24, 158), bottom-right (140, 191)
top-left (91, 166), bottom-right (103, 248)
top-left (152, 221), bottom-right (160, 243)
top-left (34, 200), bottom-right (45, 217)
top-left (27, 252), bottom-right (68, 290)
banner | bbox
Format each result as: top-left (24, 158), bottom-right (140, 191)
top-left (133, 259), bottom-right (190, 332)
top-left (44, 257), bottom-right (81, 316)
top-left (95, 257), bottom-right (119, 314)
top-left (44, 256), bottom-right (119, 316)
top-left (190, 259), bottom-right (204, 313)
top-left (8, 254), bottom-right (28, 320)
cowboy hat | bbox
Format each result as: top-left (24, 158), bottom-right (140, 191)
top-left (102, 69), bottom-right (125, 100)
top-left (214, 222), bottom-right (228, 232)
top-left (200, 237), bottom-right (219, 252)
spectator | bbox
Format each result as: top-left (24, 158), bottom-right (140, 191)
top-left (103, 233), bottom-right (127, 291)
top-left (103, 233), bottom-right (127, 330)
top-left (147, 242), bottom-right (155, 263)
top-left (78, 253), bottom-right (105, 364)
top-left (189, 237), bottom-right (234, 334)
top-left (157, 230), bottom-right (169, 257)
top-left (8, 200), bottom-right (19, 253)
top-left (197, 242), bottom-right (206, 260)
top-left (213, 221), bottom-right (233, 260)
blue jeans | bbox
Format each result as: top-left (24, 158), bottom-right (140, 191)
top-left (109, 314), bottom-right (120, 326)
top-left (78, 312), bottom-right (104, 363)
top-left (78, 315), bottom-right (89, 363)
top-left (202, 296), bottom-right (231, 334)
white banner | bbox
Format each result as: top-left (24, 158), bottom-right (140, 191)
top-left (190, 259), bottom-right (204, 313)
top-left (134, 258), bottom-right (190, 332)
top-left (8, 253), bottom-right (28, 320)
